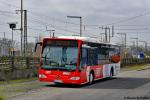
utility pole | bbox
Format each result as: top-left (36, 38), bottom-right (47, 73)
top-left (16, 0), bottom-right (28, 56)
top-left (24, 10), bottom-right (27, 56)
top-left (146, 43), bottom-right (150, 54)
top-left (131, 37), bottom-right (138, 55)
top-left (16, 0), bottom-right (23, 56)
top-left (130, 41), bottom-right (135, 57)
top-left (21, 0), bottom-right (23, 56)
top-left (100, 33), bottom-right (105, 42)
top-left (105, 27), bottom-right (108, 42)
top-left (4, 32), bottom-right (5, 39)
top-left (52, 31), bottom-right (55, 38)
top-left (100, 33), bottom-right (103, 42)
top-left (99, 26), bottom-right (112, 43)
top-left (99, 26), bottom-right (106, 42)
top-left (117, 33), bottom-right (127, 49)
top-left (108, 27), bottom-right (111, 43)
top-left (46, 26), bottom-right (55, 38)
top-left (139, 41), bottom-right (148, 53)
top-left (80, 17), bottom-right (82, 37)
top-left (99, 25), bottom-right (114, 43)
top-left (112, 25), bottom-right (114, 37)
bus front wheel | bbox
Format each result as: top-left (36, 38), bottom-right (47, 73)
top-left (89, 73), bottom-right (94, 84)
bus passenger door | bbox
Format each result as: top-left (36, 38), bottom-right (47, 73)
top-left (80, 48), bottom-right (88, 83)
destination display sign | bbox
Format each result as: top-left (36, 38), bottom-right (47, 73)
top-left (44, 40), bottom-right (78, 47)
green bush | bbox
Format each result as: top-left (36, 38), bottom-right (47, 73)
top-left (0, 96), bottom-right (3, 100)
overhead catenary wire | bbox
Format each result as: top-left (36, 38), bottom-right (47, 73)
top-left (0, 1), bottom-right (81, 26)
top-left (106, 12), bottom-right (150, 26)
top-left (0, 9), bottom-right (81, 37)
top-left (2, 0), bottom-right (150, 27)
top-left (0, 0), bottom-right (20, 9)
top-left (0, 10), bottom-right (16, 14)
top-left (0, 0), bottom-right (99, 36)
top-left (28, 17), bottom-right (80, 34)
top-left (28, 11), bottom-right (80, 26)
top-left (1, 0), bottom-right (150, 40)
top-left (115, 28), bottom-right (149, 31)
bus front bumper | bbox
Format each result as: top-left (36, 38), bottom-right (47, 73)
top-left (39, 75), bottom-right (81, 85)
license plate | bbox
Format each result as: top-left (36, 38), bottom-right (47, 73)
top-left (54, 80), bottom-right (62, 83)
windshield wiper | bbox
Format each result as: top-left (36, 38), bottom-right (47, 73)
top-left (49, 60), bottom-right (59, 66)
top-left (42, 56), bottom-right (59, 66)
top-left (58, 64), bottom-right (76, 71)
top-left (42, 56), bottom-right (50, 65)
top-left (65, 63), bottom-right (76, 65)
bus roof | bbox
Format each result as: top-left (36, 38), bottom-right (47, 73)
top-left (57, 36), bottom-right (119, 46)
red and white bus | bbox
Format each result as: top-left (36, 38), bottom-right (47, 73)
top-left (35, 36), bottom-right (120, 85)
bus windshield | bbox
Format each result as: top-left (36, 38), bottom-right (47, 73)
top-left (41, 40), bottom-right (78, 71)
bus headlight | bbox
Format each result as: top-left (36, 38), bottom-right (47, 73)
top-left (70, 77), bottom-right (80, 80)
top-left (39, 74), bottom-right (47, 78)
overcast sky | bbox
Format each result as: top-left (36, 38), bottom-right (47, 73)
top-left (0, 0), bottom-right (150, 46)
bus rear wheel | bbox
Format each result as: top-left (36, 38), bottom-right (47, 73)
top-left (110, 68), bottom-right (114, 79)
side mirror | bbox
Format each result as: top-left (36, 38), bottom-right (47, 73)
top-left (34, 42), bottom-right (42, 52)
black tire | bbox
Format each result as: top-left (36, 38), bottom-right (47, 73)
top-left (110, 68), bottom-right (114, 79)
top-left (89, 73), bottom-right (94, 84)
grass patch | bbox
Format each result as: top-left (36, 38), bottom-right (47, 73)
top-left (0, 96), bottom-right (4, 100)
top-left (121, 64), bottom-right (150, 71)
top-left (0, 77), bottom-right (37, 85)
top-left (0, 77), bottom-right (45, 99)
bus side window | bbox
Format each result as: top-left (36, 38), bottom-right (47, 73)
top-left (87, 48), bottom-right (98, 66)
top-left (80, 48), bottom-right (87, 68)
top-left (97, 47), bottom-right (109, 64)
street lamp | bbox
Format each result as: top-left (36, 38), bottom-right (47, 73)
top-left (8, 22), bottom-right (22, 56)
top-left (67, 16), bottom-right (82, 37)
top-left (116, 33), bottom-right (127, 58)
top-left (8, 22), bottom-right (18, 47)
top-left (8, 22), bottom-right (17, 69)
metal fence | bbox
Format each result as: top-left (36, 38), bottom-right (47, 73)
top-left (0, 56), bottom-right (40, 80)
top-left (121, 58), bottom-right (150, 67)
top-left (0, 56), bottom-right (40, 71)
top-left (0, 56), bottom-right (150, 70)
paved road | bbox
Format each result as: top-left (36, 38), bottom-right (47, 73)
top-left (9, 69), bottom-right (150, 100)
